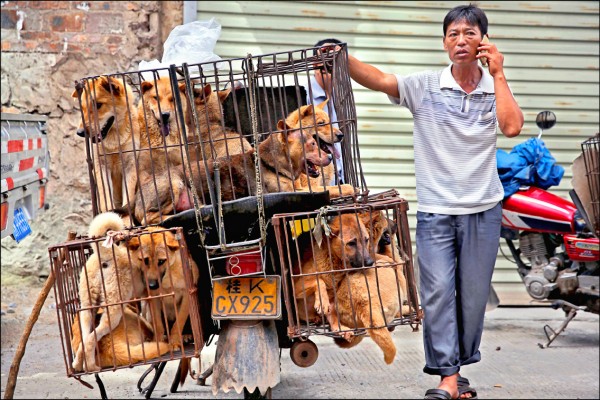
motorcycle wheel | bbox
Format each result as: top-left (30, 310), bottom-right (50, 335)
top-left (243, 387), bottom-right (272, 399)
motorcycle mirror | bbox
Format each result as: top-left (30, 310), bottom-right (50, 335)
top-left (536, 111), bottom-right (556, 138)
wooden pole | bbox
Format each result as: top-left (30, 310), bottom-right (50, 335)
top-left (4, 230), bottom-right (77, 400)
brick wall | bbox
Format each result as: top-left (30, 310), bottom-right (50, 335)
top-left (0, 1), bottom-right (182, 278)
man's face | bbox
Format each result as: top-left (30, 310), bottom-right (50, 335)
top-left (443, 19), bottom-right (483, 65)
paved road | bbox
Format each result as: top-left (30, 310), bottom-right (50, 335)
top-left (1, 286), bottom-right (598, 399)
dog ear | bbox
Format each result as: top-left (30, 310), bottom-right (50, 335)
top-left (300, 104), bottom-right (316, 118)
top-left (277, 119), bottom-right (286, 132)
top-left (388, 218), bottom-right (398, 235)
top-left (100, 76), bottom-right (122, 96)
top-left (71, 89), bottom-right (78, 98)
top-left (141, 81), bottom-right (154, 95)
top-left (202, 83), bottom-right (212, 99)
top-left (127, 237), bottom-right (140, 251)
top-left (277, 120), bottom-right (301, 142)
top-left (316, 98), bottom-right (329, 110)
top-left (217, 88), bottom-right (231, 103)
top-left (165, 234), bottom-right (180, 251)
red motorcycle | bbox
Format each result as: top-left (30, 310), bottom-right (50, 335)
top-left (496, 111), bottom-right (599, 347)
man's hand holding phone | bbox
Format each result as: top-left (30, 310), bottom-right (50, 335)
top-left (477, 35), bottom-right (505, 78)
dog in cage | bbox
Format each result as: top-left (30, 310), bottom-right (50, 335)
top-left (188, 83), bottom-right (252, 160)
top-left (132, 114), bottom-right (335, 224)
top-left (289, 99), bottom-right (344, 189)
top-left (331, 211), bottom-right (411, 364)
top-left (70, 303), bottom-right (171, 370)
top-left (73, 76), bottom-right (140, 212)
top-left (293, 212), bottom-right (374, 338)
top-left (293, 210), bottom-right (409, 365)
top-left (127, 227), bottom-right (199, 348)
top-left (72, 212), bottom-right (165, 372)
top-left (137, 75), bottom-right (191, 166)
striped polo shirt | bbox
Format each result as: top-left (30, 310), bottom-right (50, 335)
top-left (389, 64), bottom-right (504, 215)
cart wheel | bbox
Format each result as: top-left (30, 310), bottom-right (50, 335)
top-left (243, 387), bottom-right (272, 399)
top-left (289, 339), bottom-right (318, 368)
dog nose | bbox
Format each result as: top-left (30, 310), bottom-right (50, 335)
top-left (148, 280), bottom-right (160, 290)
top-left (364, 256), bottom-right (374, 267)
top-left (160, 111), bottom-right (170, 124)
top-left (336, 132), bottom-right (344, 142)
top-left (76, 128), bottom-right (86, 137)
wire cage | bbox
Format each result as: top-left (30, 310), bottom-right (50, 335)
top-left (581, 133), bottom-right (599, 237)
top-left (272, 191), bottom-right (421, 343)
top-left (66, 43), bottom-right (422, 380)
top-left (73, 44), bottom-right (362, 228)
top-left (49, 226), bottom-right (202, 377)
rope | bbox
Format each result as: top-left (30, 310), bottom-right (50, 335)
top-left (246, 54), bottom-right (267, 245)
top-left (178, 65), bottom-right (207, 245)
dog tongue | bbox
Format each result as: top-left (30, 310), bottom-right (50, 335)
top-left (161, 123), bottom-right (170, 137)
top-left (175, 188), bottom-right (192, 211)
top-left (326, 143), bottom-right (341, 159)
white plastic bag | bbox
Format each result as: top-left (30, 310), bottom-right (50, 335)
top-left (163, 18), bottom-right (223, 68)
top-left (138, 18), bottom-right (223, 80)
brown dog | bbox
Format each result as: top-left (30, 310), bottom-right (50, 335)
top-left (134, 76), bottom-right (199, 224)
top-left (292, 212), bottom-right (374, 336)
top-left (127, 227), bottom-right (199, 348)
top-left (73, 76), bottom-right (139, 211)
top-left (72, 212), bottom-right (145, 372)
top-left (137, 76), bottom-right (191, 166)
top-left (133, 119), bottom-right (334, 223)
top-left (188, 83), bottom-right (252, 160)
top-left (328, 210), bottom-right (410, 364)
top-left (288, 100), bottom-right (344, 189)
top-left (70, 304), bottom-right (172, 369)
top-left (333, 253), bottom-right (408, 364)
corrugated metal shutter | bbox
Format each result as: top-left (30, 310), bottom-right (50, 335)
top-left (196, 1), bottom-right (599, 304)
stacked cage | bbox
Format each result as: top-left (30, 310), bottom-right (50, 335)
top-left (581, 133), bottom-right (599, 237)
top-left (273, 192), bottom-right (421, 365)
top-left (50, 227), bottom-right (202, 377)
top-left (60, 44), bottom-right (421, 394)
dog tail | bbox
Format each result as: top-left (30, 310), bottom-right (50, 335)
top-left (178, 357), bottom-right (190, 388)
top-left (355, 305), bottom-right (397, 364)
top-left (88, 211), bottom-right (125, 238)
top-left (368, 327), bottom-right (397, 364)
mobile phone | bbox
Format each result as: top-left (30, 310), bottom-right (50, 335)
top-left (479, 35), bottom-right (490, 67)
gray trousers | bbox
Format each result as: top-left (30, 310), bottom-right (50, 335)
top-left (416, 202), bottom-right (502, 376)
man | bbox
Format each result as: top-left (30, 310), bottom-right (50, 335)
top-left (308, 38), bottom-right (345, 184)
top-left (343, 4), bottom-right (523, 399)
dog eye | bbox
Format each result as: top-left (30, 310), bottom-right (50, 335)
top-left (347, 239), bottom-right (357, 247)
top-left (96, 102), bottom-right (103, 110)
top-left (158, 259), bottom-right (166, 266)
top-left (144, 257), bottom-right (150, 265)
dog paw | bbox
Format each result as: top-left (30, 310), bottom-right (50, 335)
top-left (339, 330), bottom-right (354, 342)
top-left (84, 362), bottom-right (102, 373)
top-left (71, 358), bottom-right (83, 372)
top-left (339, 184), bottom-right (357, 197)
top-left (314, 297), bottom-right (330, 315)
top-left (170, 342), bottom-right (183, 351)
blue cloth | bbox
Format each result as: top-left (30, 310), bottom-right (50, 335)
top-left (496, 137), bottom-right (564, 198)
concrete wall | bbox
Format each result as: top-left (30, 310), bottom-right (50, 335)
top-left (0, 1), bottom-right (182, 280)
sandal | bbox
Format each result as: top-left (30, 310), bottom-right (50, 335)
top-left (457, 376), bottom-right (478, 399)
top-left (424, 388), bottom-right (453, 399)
